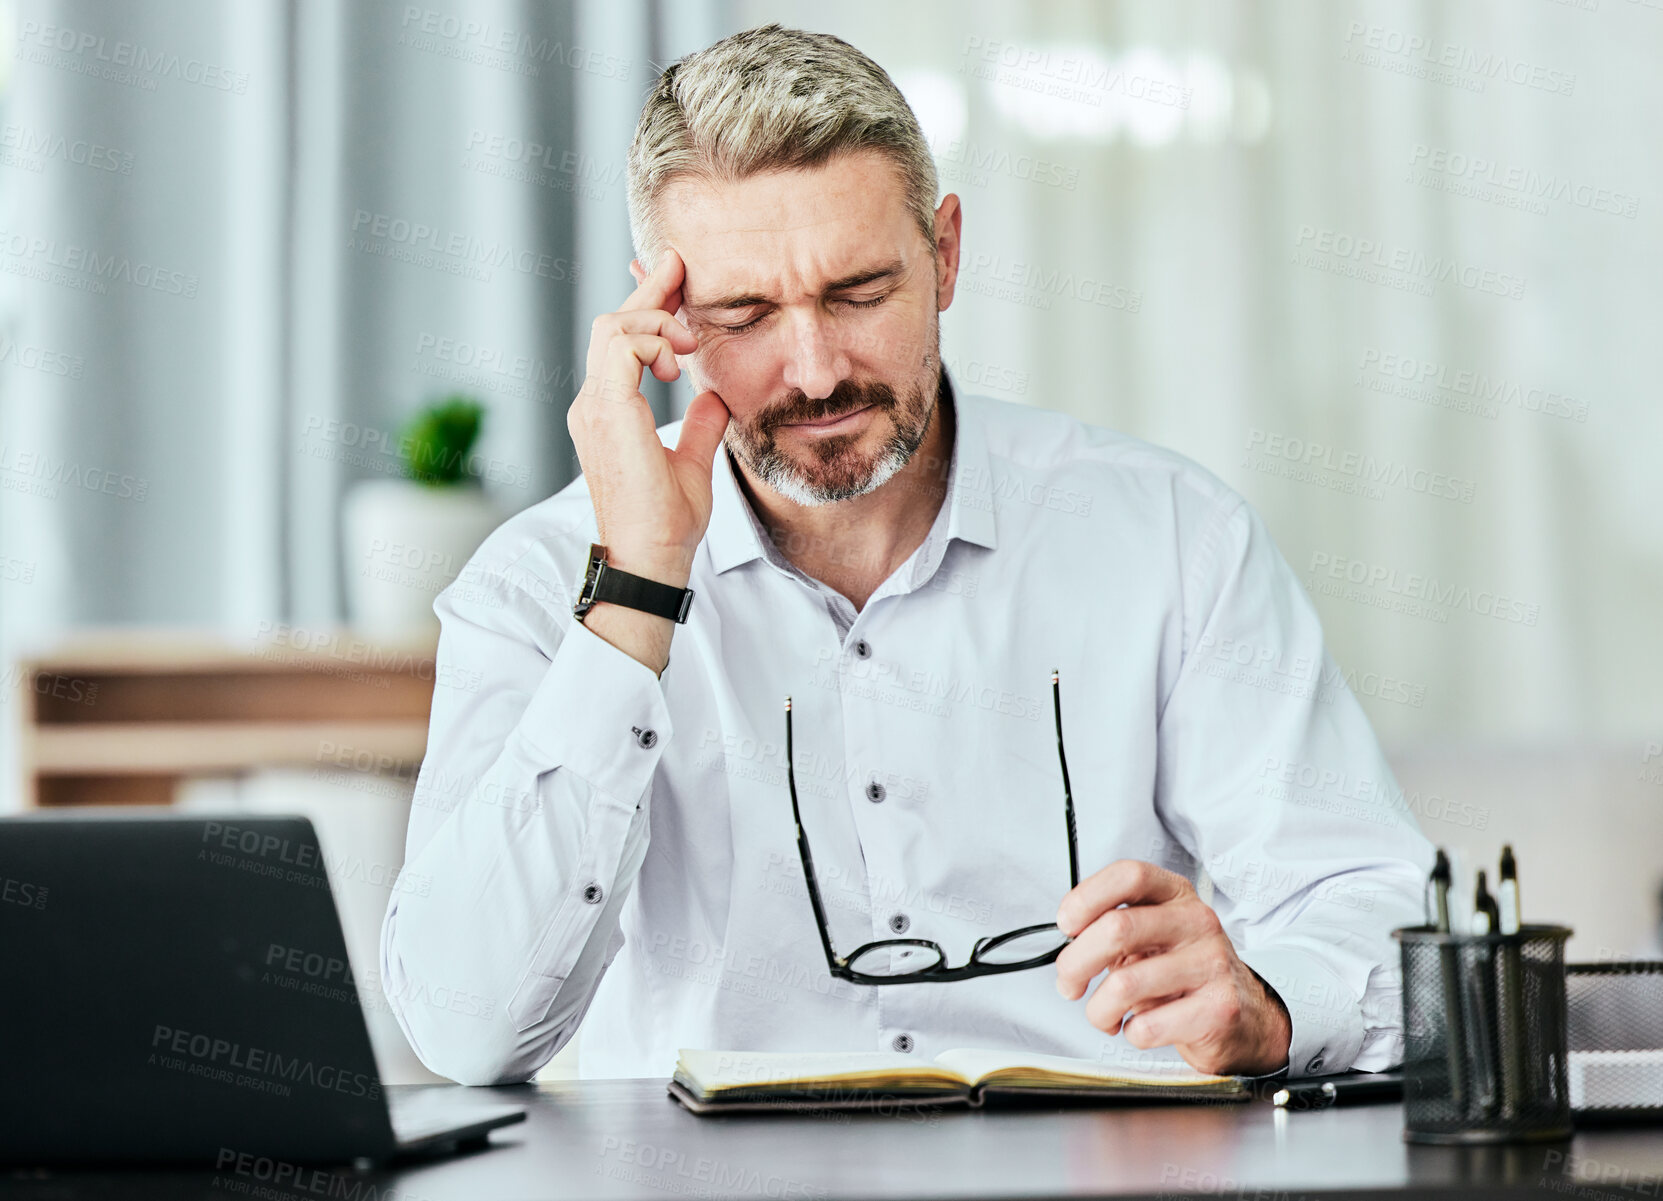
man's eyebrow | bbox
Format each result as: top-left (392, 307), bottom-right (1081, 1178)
top-left (684, 260), bottom-right (907, 310)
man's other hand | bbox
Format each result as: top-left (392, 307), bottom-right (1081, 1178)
top-left (1054, 859), bottom-right (1291, 1076)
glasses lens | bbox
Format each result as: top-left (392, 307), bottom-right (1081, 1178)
top-left (975, 924), bottom-right (1069, 967)
top-left (846, 941), bottom-right (945, 978)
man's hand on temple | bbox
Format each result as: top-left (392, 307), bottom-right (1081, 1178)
top-left (1054, 859), bottom-right (1292, 1077)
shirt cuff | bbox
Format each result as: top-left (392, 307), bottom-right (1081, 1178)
top-left (512, 617), bottom-right (673, 804)
top-left (1238, 944), bottom-right (1366, 1078)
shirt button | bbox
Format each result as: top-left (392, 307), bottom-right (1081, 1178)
top-left (582, 883), bottom-right (604, 905)
top-left (865, 780), bottom-right (887, 803)
top-left (853, 639), bottom-right (872, 659)
top-left (888, 913), bottom-right (910, 934)
top-left (892, 1033), bottom-right (915, 1053)
top-left (632, 726), bottom-right (657, 749)
top-left (1306, 1055), bottom-right (1325, 1074)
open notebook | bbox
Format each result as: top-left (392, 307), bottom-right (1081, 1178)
top-left (668, 1047), bottom-right (1250, 1114)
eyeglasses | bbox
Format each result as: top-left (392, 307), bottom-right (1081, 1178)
top-left (783, 671), bottom-right (1081, 985)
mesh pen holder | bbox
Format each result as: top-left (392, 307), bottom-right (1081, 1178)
top-left (1395, 924), bottom-right (1574, 1144)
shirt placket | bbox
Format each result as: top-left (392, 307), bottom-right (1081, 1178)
top-left (833, 528), bottom-right (956, 1058)
top-left (835, 612), bottom-right (922, 1055)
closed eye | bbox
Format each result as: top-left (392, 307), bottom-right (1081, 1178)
top-left (721, 313), bottom-right (767, 334)
top-left (719, 293), bottom-right (888, 335)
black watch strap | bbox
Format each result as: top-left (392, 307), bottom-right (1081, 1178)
top-left (574, 543), bottom-right (695, 624)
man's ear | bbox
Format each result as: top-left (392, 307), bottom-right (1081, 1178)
top-left (933, 193), bottom-right (963, 312)
top-left (630, 259), bottom-right (646, 286)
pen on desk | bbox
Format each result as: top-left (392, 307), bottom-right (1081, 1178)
top-left (1430, 850), bottom-right (1467, 1114)
top-left (1273, 1073), bottom-right (1404, 1111)
top-left (1497, 845), bottom-right (1528, 1117)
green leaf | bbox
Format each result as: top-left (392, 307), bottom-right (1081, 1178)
top-left (399, 395), bottom-right (485, 486)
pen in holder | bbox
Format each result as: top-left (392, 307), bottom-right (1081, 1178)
top-left (1394, 923), bottom-right (1574, 1144)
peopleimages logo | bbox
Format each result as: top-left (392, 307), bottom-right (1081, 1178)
top-left (15, 19), bottom-right (250, 92)
top-left (960, 37), bottom-right (1194, 109)
top-left (0, 229), bottom-right (198, 297)
top-left (1245, 428), bottom-right (1477, 504)
top-left (1340, 22), bottom-right (1576, 96)
top-left (349, 209), bottom-right (581, 285)
top-left (398, 6), bottom-right (633, 80)
top-left (958, 250), bottom-right (1142, 312)
top-left (0, 123), bottom-right (134, 174)
top-left (0, 332), bottom-right (85, 379)
top-left (150, 1024), bottom-right (379, 1100)
top-left (1293, 225), bottom-right (1525, 299)
top-left (1190, 632), bottom-right (1427, 709)
top-left (1409, 144), bottom-right (1638, 219)
top-left (1356, 348), bottom-right (1589, 424)
top-left (927, 133), bottom-right (1080, 192)
top-left (1306, 551), bottom-right (1540, 626)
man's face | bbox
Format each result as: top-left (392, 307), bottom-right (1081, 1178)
top-left (659, 150), bottom-right (954, 506)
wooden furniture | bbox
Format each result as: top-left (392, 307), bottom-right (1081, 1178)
top-left (13, 627), bottom-right (439, 808)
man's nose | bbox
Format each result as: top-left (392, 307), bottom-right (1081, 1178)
top-left (779, 310), bottom-right (851, 401)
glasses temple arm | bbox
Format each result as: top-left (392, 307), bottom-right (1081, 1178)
top-left (1053, 671), bottom-right (1080, 892)
top-left (785, 698), bottom-right (844, 971)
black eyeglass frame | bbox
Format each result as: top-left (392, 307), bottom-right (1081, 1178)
top-left (783, 671), bottom-right (1081, 985)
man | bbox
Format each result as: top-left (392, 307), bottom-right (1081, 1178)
top-left (380, 23), bottom-right (1433, 1086)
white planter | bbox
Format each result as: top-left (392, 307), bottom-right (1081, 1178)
top-left (342, 478), bottom-right (501, 639)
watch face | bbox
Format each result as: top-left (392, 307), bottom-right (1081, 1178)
top-left (574, 543), bottom-right (607, 617)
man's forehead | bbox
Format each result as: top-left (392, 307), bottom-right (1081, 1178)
top-left (660, 154), bottom-right (920, 307)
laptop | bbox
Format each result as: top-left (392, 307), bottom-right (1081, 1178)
top-left (0, 810), bottom-right (525, 1165)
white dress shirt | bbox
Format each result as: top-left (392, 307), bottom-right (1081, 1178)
top-left (379, 372), bottom-right (1435, 1085)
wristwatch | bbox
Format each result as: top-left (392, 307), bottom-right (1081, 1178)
top-left (572, 543), bottom-right (696, 625)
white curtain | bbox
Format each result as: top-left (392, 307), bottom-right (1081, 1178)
top-left (0, 0), bottom-right (728, 806)
top-left (735, 0), bottom-right (1663, 747)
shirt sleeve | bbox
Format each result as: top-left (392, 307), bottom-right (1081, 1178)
top-left (1152, 493), bottom-right (1436, 1079)
top-left (378, 556), bottom-right (671, 1085)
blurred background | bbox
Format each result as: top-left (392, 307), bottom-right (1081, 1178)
top-left (2, 0), bottom-right (1659, 1083)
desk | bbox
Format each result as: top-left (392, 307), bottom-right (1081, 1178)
top-left (7, 1080), bottom-right (1663, 1199)
top-left (13, 628), bottom-right (437, 807)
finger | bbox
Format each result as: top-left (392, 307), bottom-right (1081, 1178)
top-left (1056, 859), bottom-right (1191, 938)
top-left (586, 310), bottom-right (697, 378)
top-left (600, 333), bottom-right (681, 395)
top-left (672, 389), bottom-right (731, 475)
top-left (620, 247), bottom-right (686, 314)
top-left (1054, 901), bottom-right (1197, 1000)
top-left (1122, 984), bottom-right (1247, 1075)
top-left (1082, 939), bottom-right (1228, 1035)
top-left (1118, 989), bottom-right (1217, 1053)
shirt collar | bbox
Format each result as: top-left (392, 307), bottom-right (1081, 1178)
top-left (703, 368), bottom-right (997, 576)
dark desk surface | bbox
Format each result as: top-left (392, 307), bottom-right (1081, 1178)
top-left (7, 1080), bottom-right (1663, 1200)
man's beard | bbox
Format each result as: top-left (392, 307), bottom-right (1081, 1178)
top-left (721, 335), bottom-right (940, 508)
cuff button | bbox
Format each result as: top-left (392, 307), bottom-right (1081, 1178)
top-left (582, 883), bottom-right (604, 905)
top-left (632, 726), bottom-right (658, 749)
top-left (1306, 1055), bottom-right (1325, 1073)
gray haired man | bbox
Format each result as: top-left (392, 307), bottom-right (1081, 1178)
top-left (381, 24), bottom-right (1431, 1086)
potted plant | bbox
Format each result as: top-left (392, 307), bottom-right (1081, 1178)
top-left (342, 395), bottom-right (503, 639)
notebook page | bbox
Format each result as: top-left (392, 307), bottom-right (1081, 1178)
top-left (676, 1048), bottom-right (968, 1091)
top-left (935, 1047), bottom-right (1235, 1088)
